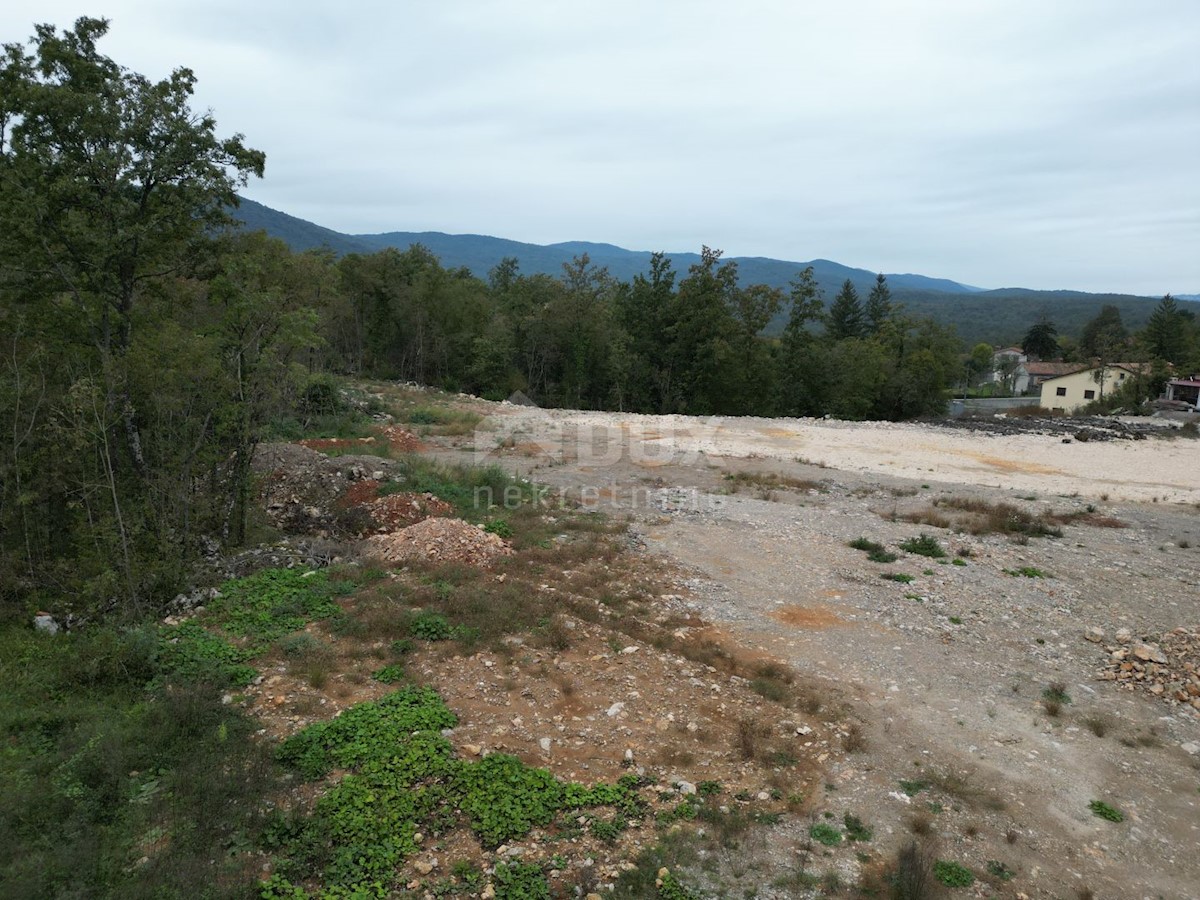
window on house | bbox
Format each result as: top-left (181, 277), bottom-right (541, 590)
top-left (1056, 387), bottom-right (1067, 396)
top-left (1084, 390), bottom-right (1095, 399)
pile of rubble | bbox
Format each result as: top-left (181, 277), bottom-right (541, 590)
top-left (1092, 626), bottom-right (1200, 712)
top-left (364, 492), bottom-right (454, 531)
top-left (378, 425), bottom-right (425, 453)
top-left (254, 443), bottom-right (397, 534)
top-left (362, 517), bottom-right (513, 567)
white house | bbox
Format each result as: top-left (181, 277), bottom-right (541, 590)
top-left (1038, 364), bottom-right (1147, 413)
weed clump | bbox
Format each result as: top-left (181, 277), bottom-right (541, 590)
top-left (1088, 800), bottom-right (1124, 822)
top-left (898, 534), bottom-right (946, 558)
top-left (1041, 682), bottom-right (1071, 717)
top-left (933, 859), bottom-right (975, 888)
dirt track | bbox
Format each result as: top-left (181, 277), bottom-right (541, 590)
top-left (457, 403), bottom-right (1200, 899)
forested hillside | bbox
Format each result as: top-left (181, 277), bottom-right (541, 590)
top-left (235, 198), bottom-right (1197, 346)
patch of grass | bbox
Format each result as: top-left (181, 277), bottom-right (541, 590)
top-left (206, 568), bottom-right (347, 652)
top-left (895, 496), bottom-right (1069, 540)
top-left (750, 677), bottom-right (787, 702)
top-left (158, 620), bottom-right (256, 687)
top-left (933, 859), bottom-right (975, 888)
top-left (843, 812), bottom-right (872, 842)
top-left (410, 610), bottom-right (453, 641)
top-left (898, 534), bottom-right (946, 558)
top-left (381, 456), bottom-right (534, 522)
top-left (403, 405), bottom-right (483, 437)
top-left (809, 822), bottom-right (842, 845)
top-left (986, 859), bottom-right (1015, 881)
top-left (899, 779), bottom-right (928, 797)
top-left (1088, 800), bottom-right (1124, 822)
top-left (0, 623), bottom-right (276, 899)
top-left (269, 686), bottom-right (655, 896)
top-left (882, 572), bottom-right (915, 583)
top-left (848, 537), bottom-right (898, 563)
top-left (724, 471), bottom-right (825, 493)
top-left (372, 664), bottom-right (406, 684)
top-left (1041, 682), bottom-right (1071, 717)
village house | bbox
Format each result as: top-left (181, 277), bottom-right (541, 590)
top-left (1038, 363), bottom-right (1147, 413)
top-left (1020, 361), bottom-right (1088, 396)
top-left (1164, 378), bottom-right (1200, 410)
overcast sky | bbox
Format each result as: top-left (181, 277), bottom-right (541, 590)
top-left (4, 1), bottom-right (1198, 294)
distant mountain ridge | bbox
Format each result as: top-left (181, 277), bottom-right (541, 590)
top-left (231, 197), bottom-right (1194, 345)
top-left (231, 197), bottom-right (982, 297)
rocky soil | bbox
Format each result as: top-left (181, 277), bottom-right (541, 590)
top-left (429, 391), bottom-right (1200, 899)
top-left (235, 388), bottom-right (1200, 898)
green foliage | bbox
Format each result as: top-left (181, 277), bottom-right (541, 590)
top-left (933, 859), bottom-right (975, 888)
top-left (1022, 317), bottom-right (1059, 360)
top-left (209, 569), bottom-right (345, 651)
top-left (656, 797), bottom-right (700, 825)
top-left (898, 779), bottom-right (928, 796)
top-left (158, 621), bottom-right (256, 687)
top-left (410, 611), bottom-right (453, 641)
top-left (591, 813), bottom-right (628, 844)
top-left (697, 780), bottom-right (723, 797)
top-left (372, 664), bottom-right (406, 684)
top-left (493, 862), bottom-right (551, 900)
top-left (843, 812), bottom-right (873, 842)
top-left (898, 534), bottom-right (946, 558)
top-left (0, 623), bottom-right (276, 899)
top-left (848, 536), bottom-right (899, 562)
top-left (881, 572), bottom-right (915, 584)
top-left (389, 457), bottom-right (531, 520)
top-left (485, 518), bottom-right (514, 538)
top-left (1088, 800), bottom-right (1124, 822)
top-left (1005, 566), bottom-right (1047, 578)
top-left (276, 686), bottom-right (458, 779)
top-left (454, 753), bottom-right (565, 847)
top-left (848, 537), bottom-right (884, 553)
top-left (1041, 683), bottom-right (1072, 706)
top-left (809, 822), bottom-right (842, 845)
top-left (656, 869), bottom-right (701, 900)
top-left (986, 859), bottom-right (1015, 881)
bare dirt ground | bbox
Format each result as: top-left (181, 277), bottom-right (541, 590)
top-left (428, 399), bottom-right (1200, 899)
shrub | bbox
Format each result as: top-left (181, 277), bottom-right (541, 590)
top-left (843, 812), bottom-right (872, 842)
top-left (410, 611), bottom-right (452, 641)
top-left (882, 572), bottom-right (915, 584)
top-left (485, 518), bottom-right (513, 538)
top-left (933, 859), bottom-right (975, 888)
top-left (898, 534), bottom-right (946, 558)
top-left (1041, 682), bottom-right (1071, 717)
top-left (986, 859), bottom-right (1015, 881)
top-left (809, 822), bottom-right (842, 845)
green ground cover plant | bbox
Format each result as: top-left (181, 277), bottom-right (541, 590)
top-left (267, 688), bottom-right (660, 897)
